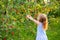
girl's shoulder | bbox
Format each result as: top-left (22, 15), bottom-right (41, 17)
top-left (38, 22), bottom-right (43, 27)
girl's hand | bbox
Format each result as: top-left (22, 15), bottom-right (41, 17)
top-left (26, 15), bottom-right (33, 20)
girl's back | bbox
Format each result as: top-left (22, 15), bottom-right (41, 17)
top-left (36, 23), bottom-right (48, 40)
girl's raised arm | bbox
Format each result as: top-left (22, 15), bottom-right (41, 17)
top-left (26, 15), bottom-right (40, 25)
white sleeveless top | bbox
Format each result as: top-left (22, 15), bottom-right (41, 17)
top-left (36, 23), bottom-right (48, 40)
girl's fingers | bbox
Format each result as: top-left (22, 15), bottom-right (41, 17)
top-left (27, 15), bottom-right (30, 17)
top-left (26, 15), bottom-right (30, 18)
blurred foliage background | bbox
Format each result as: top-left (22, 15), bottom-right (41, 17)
top-left (0, 0), bottom-right (60, 40)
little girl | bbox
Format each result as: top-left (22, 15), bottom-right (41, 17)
top-left (26, 13), bottom-right (48, 40)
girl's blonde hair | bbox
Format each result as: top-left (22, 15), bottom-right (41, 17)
top-left (37, 13), bottom-right (48, 30)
